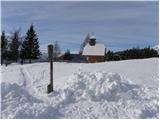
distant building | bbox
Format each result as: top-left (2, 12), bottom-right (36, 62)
top-left (82, 35), bottom-right (106, 63)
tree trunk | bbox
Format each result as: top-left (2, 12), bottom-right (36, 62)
top-left (1, 58), bottom-right (3, 65)
top-left (29, 59), bottom-right (31, 64)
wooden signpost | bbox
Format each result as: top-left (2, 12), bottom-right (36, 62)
top-left (47, 44), bottom-right (54, 93)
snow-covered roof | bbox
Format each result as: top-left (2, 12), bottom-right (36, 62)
top-left (90, 35), bottom-right (96, 39)
top-left (82, 43), bottom-right (105, 56)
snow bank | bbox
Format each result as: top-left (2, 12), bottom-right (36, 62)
top-left (1, 82), bottom-right (61, 119)
top-left (1, 70), bottom-right (159, 119)
top-left (63, 72), bottom-right (157, 101)
top-left (59, 72), bottom-right (159, 118)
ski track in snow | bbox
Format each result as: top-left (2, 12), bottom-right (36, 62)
top-left (1, 58), bottom-right (159, 119)
top-left (20, 66), bottom-right (37, 95)
top-left (20, 66), bottom-right (51, 104)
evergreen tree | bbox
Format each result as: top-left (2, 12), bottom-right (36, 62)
top-left (53, 41), bottom-right (61, 61)
top-left (9, 30), bottom-right (20, 62)
top-left (1, 31), bottom-right (8, 64)
top-left (21, 25), bottom-right (41, 63)
top-left (115, 46), bottom-right (159, 60)
top-left (79, 33), bottom-right (90, 54)
top-left (63, 49), bottom-right (71, 60)
top-left (106, 50), bottom-right (114, 61)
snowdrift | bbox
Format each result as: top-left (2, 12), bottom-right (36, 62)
top-left (60, 72), bottom-right (158, 118)
top-left (64, 72), bottom-right (157, 102)
top-left (1, 71), bottom-right (158, 119)
top-left (1, 82), bottom-right (61, 119)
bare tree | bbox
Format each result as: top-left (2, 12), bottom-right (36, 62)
top-left (53, 41), bottom-right (61, 61)
top-left (79, 33), bottom-right (90, 54)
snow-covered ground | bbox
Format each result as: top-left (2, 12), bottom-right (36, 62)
top-left (1, 58), bottom-right (159, 119)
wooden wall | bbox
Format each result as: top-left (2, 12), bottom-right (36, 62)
top-left (86, 56), bottom-right (104, 63)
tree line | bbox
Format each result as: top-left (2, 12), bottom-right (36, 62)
top-left (106, 47), bottom-right (159, 61)
top-left (1, 29), bottom-right (158, 64)
top-left (79, 34), bottom-right (159, 62)
top-left (1, 25), bottom-right (41, 65)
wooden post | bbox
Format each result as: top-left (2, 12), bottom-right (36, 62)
top-left (47, 44), bottom-right (54, 93)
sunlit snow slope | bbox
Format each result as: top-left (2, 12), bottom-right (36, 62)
top-left (1, 58), bottom-right (159, 119)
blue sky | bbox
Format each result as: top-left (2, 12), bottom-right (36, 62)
top-left (1, 1), bottom-right (159, 52)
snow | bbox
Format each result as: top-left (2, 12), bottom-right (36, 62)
top-left (1, 83), bottom-right (61, 119)
top-left (90, 35), bottom-right (96, 39)
top-left (1, 58), bottom-right (159, 119)
top-left (82, 43), bottom-right (105, 56)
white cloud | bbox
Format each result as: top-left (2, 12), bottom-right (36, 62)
top-left (1, 1), bottom-right (159, 51)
